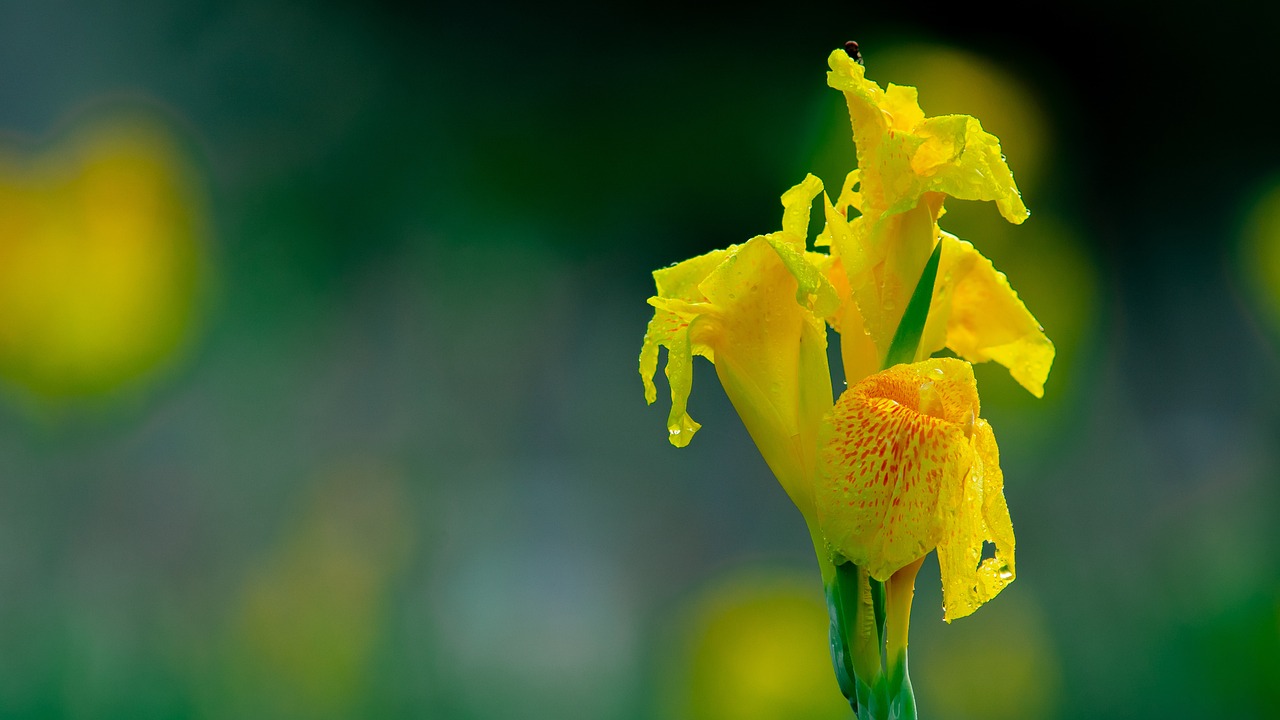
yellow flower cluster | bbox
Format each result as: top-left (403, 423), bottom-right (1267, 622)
top-left (640, 50), bottom-right (1052, 621)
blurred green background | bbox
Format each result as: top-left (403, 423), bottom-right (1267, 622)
top-left (0, 2), bottom-right (1277, 718)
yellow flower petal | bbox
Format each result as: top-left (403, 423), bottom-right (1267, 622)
top-left (921, 235), bottom-right (1055, 397)
top-left (937, 418), bottom-right (1015, 622)
top-left (914, 115), bottom-right (1028, 224)
top-left (779, 173), bottom-right (824, 246)
top-left (699, 237), bottom-right (831, 513)
top-left (640, 300), bottom-right (705, 447)
top-left (826, 197), bottom-right (939, 374)
top-left (821, 253), bottom-right (878, 386)
top-left (640, 246), bottom-right (728, 443)
top-left (826, 49), bottom-right (1028, 226)
top-left (770, 175), bottom-right (840, 314)
top-left (819, 357), bottom-right (1015, 619)
top-left (653, 246), bottom-right (731, 302)
top-left (640, 178), bottom-right (837, 514)
top-left (818, 358), bottom-right (978, 581)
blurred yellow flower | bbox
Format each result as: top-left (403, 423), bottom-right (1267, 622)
top-left (0, 114), bottom-right (204, 398)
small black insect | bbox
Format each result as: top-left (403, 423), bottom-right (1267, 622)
top-left (844, 40), bottom-right (864, 66)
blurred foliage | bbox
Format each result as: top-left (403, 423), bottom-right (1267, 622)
top-left (912, 590), bottom-right (1060, 720)
top-left (221, 462), bottom-right (411, 717)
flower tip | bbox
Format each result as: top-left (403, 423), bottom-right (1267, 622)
top-left (1001, 197), bottom-right (1031, 226)
top-left (826, 47), bottom-right (867, 78)
top-left (667, 415), bottom-right (701, 448)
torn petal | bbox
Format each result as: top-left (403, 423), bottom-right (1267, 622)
top-left (938, 419), bottom-right (1014, 621)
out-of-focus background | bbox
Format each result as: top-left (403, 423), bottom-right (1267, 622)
top-left (0, 3), bottom-right (1277, 718)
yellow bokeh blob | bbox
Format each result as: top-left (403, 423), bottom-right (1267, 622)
top-left (1239, 179), bottom-right (1280, 333)
top-left (912, 589), bottom-right (1061, 719)
top-left (0, 113), bottom-right (205, 398)
top-left (664, 570), bottom-right (852, 720)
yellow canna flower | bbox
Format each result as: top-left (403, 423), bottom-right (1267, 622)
top-left (641, 45), bottom-right (1056, 717)
top-left (821, 49), bottom-right (1053, 396)
top-left (639, 174), bottom-right (838, 518)
top-left (640, 47), bottom-right (1059, 712)
top-left (818, 358), bottom-right (1013, 622)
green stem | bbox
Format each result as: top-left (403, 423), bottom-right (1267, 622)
top-left (885, 557), bottom-right (924, 720)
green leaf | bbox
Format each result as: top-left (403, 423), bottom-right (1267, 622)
top-left (882, 241), bottom-right (942, 370)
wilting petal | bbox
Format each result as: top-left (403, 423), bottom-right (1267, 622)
top-left (914, 115), bottom-right (1028, 224)
top-left (936, 419), bottom-right (1015, 621)
top-left (640, 246), bottom-right (729, 444)
top-left (818, 359), bottom-right (979, 581)
top-left (921, 236), bottom-right (1055, 397)
top-left (826, 50), bottom-right (1027, 226)
top-left (640, 301), bottom-right (704, 447)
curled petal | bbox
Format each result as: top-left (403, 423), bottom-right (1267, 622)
top-left (778, 173), bottom-right (824, 246)
top-left (921, 235), bottom-right (1055, 397)
top-left (937, 419), bottom-right (1015, 621)
top-left (640, 300), bottom-right (708, 446)
top-left (766, 238), bottom-right (840, 318)
top-left (837, 169), bottom-right (863, 217)
top-left (641, 248), bottom-right (729, 445)
top-left (914, 115), bottom-right (1028, 224)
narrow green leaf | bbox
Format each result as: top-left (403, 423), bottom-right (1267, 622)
top-left (882, 241), bottom-right (942, 370)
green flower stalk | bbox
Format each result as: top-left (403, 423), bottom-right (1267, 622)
top-left (640, 47), bottom-right (1053, 718)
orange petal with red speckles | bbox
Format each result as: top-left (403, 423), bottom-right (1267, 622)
top-left (818, 358), bottom-right (979, 580)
